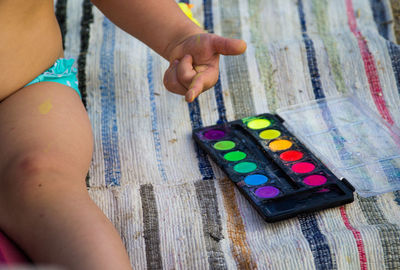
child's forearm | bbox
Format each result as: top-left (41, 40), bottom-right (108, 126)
top-left (91, 0), bottom-right (204, 60)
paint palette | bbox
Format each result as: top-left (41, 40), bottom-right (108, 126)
top-left (193, 114), bottom-right (354, 222)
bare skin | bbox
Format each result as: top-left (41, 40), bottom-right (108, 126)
top-left (0, 0), bottom-right (246, 269)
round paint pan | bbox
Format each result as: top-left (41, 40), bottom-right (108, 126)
top-left (233, 161), bottom-right (257, 174)
top-left (203, 129), bottom-right (226, 140)
top-left (259, 129), bottom-right (281, 140)
top-left (279, 150), bottom-right (304, 162)
top-left (254, 186), bottom-right (280, 199)
top-left (246, 118), bottom-right (271, 130)
top-left (303, 175), bottom-right (327, 186)
top-left (244, 174), bottom-right (269, 186)
top-left (224, 151), bottom-right (247, 162)
top-left (213, 140), bottom-right (236, 151)
top-left (291, 162), bottom-right (315, 174)
top-left (269, 139), bottom-right (293, 152)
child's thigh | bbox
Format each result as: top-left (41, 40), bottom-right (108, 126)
top-left (0, 82), bottom-right (93, 180)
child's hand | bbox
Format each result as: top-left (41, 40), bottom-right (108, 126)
top-left (163, 33), bottom-right (246, 102)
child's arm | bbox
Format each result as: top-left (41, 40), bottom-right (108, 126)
top-left (91, 0), bottom-right (246, 102)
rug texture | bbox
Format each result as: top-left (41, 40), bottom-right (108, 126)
top-left (49, 0), bottom-right (400, 269)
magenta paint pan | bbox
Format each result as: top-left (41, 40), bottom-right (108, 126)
top-left (193, 113), bottom-right (354, 222)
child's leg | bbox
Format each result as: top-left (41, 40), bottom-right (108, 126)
top-left (0, 82), bottom-right (132, 270)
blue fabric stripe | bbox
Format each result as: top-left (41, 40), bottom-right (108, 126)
top-left (182, 0), bottom-right (214, 180)
top-left (297, 1), bottom-right (334, 269)
top-left (394, 190), bottom-right (400, 205)
top-left (368, 0), bottom-right (391, 40)
top-left (298, 0), bottom-right (325, 99)
top-left (387, 41), bottom-right (400, 96)
top-left (385, 41), bottom-right (400, 202)
top-left (147, 50), bottom-right (168, 181)
top-left (186, 4), bottom-right (227, 269)
top-left (188, 101), bottom-right (214, 180)
top-left (298, 215), bottom-right (336, 269)
top-left (99, 18), bottom-right (121, 186)
top-left (379, 159), bottom-right (400, 183)
top-left (203, 0), bottom-right (227, 124)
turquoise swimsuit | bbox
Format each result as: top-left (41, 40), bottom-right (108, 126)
top-left (26, 58), bottom-right (81, 98)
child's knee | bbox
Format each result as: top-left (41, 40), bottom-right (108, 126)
top-left (0, 150), bottom-right (87, 196)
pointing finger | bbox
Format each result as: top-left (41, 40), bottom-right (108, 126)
top-left (212, 35), bottom-right (247, 56)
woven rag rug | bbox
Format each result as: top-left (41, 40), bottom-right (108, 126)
top-left (51, 0), bottom-right (400, 269)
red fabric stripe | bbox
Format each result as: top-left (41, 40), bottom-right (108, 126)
top-left (340, 206), bottom-right (368, 269)
top-left (345, 0), bottom-right (394, 125)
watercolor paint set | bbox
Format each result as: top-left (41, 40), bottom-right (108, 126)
top-left (193, 112), bottom-right (355, 222)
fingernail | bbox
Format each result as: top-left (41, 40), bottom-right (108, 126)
top-left (187, 90), bottom-right (194, 102)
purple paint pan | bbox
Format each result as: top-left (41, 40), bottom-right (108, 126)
top-left (203, 129), bottom-right (226, 140)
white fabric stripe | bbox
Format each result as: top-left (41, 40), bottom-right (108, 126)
top-left (88, 184), bottom-right (147, 269)
top-left (239, 0), bottom-right (271, 114)
top-left (64, 0), bottom-right (83, 59)
top-left (377, 193), bottom-right (400, 226)
top-left (235, 189), bottom-right (316, 270)
top-left (86, 7), bottom-right (106, 187)
top-left (256, 0), bottom-right (316, 106)
top-left (154, 182), bottom-right (210, 270)
top-left (346, 199), bottom-right (386, 269)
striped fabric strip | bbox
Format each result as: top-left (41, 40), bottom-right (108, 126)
top-left (219, 178), bottom-right (257, 269)
top-left (379, 159), bottom-right (400, 184)
top-left (188, 100), bottom-right (214, 180)
top-left (99, 18), bottom-right (122, 186)
top-left (345, 0), bottom-right (394, 125)
top-left (296, 1), bottom-right (335, 268)
top-left (147, 50), bottom-right (168, 182)
top-left (79, 0), bottom-right (93, 187)
top-left (386, 41), bottom-right (400, 96)
top-left (78, 0), bottom-right (94, 107)
top-left (312, 0), bottom-right (346, 94)
top-left (183, 16), bottom-right (213, 180)
top-left (140, 184), bottom-right (163, 270)
top-left (385, 41), bottom-right (400, 202)
top-left (55, 0), bottom-right (67, 49)
top-left (344, 4), bottom-right (400, 267)
top-left (357, 195), bottom-right (400, 269)
top-left (368, 0), bottom-right (392, 40)
top-left (394, 191), bottom-right (400, 205)
top-left (203, 0), bottom-right (227, 124)
top-left (248, 0), bottom-right (278, 112)
top-left (219, 0), bottom-right (255, 119)
top-left (298, 214), bottom-right (336, 269)
top-left (297, 0), bottom-right (325, 100)
top-left (299, 2), bottom-right (372, 268)
top-left (177, 2), bottom-right (228, 268)
top-left (203, 1), bottom-right (256, 268)
top-left (194, 180), bottom-right (227, 269)
top-left (379, 159), bottom-right (400, 207)
top-left (213, 78), bottom-right (227, 124)
top-left (339, 206), bottom-right (368, 270)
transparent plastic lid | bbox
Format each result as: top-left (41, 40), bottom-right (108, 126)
top-left (277, 95), bottom-right (400, 197)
